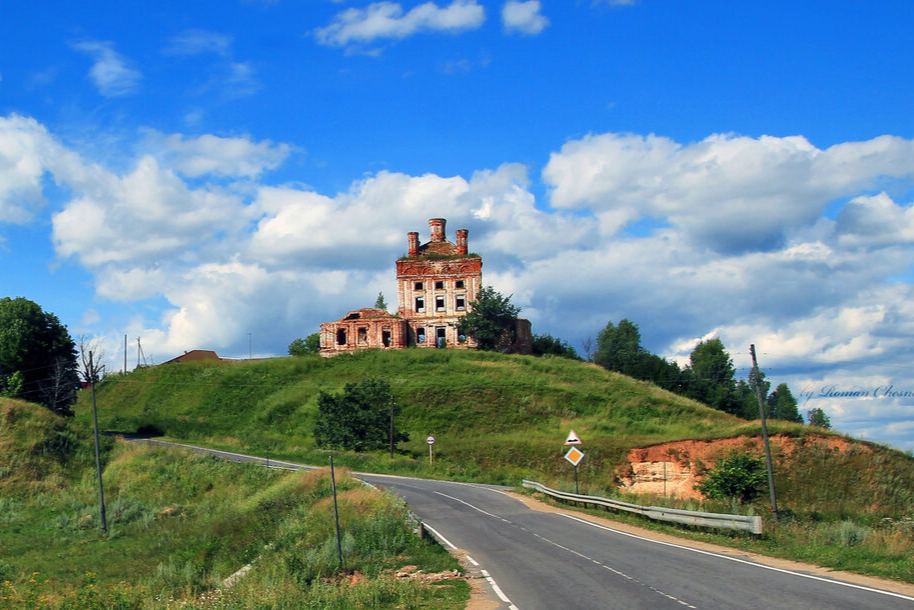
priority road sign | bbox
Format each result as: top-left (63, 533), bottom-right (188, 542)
top-left (565, 429), bottom-right (582, 445)
top-left (564, 446), bottom-right (585, 466)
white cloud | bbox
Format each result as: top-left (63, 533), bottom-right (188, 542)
top-left (163, 30), bottom-right (233, 56)
top-left (314, 0), bottom-right (485, 48)
top-left (143, 131), bottom-right (291, 178)
top-left (502, 1), bottom-right (549, 35)
top-left (543, 132), bottom-right (914, 252)
top-left (70, 40), bottom-right (142, 97)
top-left (7, 112), bottom-right (914, 448)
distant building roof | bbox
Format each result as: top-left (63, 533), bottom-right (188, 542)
top-left (163, 350), bottom-right (221, 364)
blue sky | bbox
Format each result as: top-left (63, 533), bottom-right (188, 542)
top-left (2, 1), bottom-right (914, 448)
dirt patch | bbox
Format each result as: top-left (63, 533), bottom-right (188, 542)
top-left (508, 490), bottom-right (914, 597)
top-left (618, 434), bottom-right (867, 500)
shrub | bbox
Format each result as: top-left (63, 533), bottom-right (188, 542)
top-left (696, 452), bottom-right (768, 504)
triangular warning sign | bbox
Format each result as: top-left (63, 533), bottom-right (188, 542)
top-left (565, 429), bottom-right (582, 445)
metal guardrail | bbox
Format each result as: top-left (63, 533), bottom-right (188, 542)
top-left (522, 479), bottom-right (763, 535)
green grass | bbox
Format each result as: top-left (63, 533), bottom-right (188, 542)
top-left (1, 399), bottom-right (468, 608)
top-left (62, 349), bottom-right (914, 582)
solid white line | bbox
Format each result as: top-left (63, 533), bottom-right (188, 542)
top-left (560, 513), bottom-right (914, 602)
top-left (421, 522), bottom-right (458, 550)
top-left (481, 570), bottom-right (519, 609)
top-left (466, 555), bottom-right (480, 566)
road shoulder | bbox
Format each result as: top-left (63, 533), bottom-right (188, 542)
top-left (508, 490), bottom-right (914, 598)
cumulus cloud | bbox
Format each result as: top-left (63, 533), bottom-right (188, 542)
top-left (143, 131), bottom-right (291, 178)
top-left (6, 112), bottom-right (914, 447)
top-left (314, 0), bottom-right (486, 48)
top-left (543, 132), bottom-right (914, 252)
top-left (70, 40), bottom-right (142, 97)
top-left (502, 1), bottom-right (549, 35)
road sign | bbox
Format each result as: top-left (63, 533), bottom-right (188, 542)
top-left (564, 429), bottom-right (582, 445)
top-left (564, 446), bottom-right (585, 466)
top-left (426, 435), bottom-right (436, 445)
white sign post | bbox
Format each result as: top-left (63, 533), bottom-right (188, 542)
top-left (426, 435), bottom-right (436, 465)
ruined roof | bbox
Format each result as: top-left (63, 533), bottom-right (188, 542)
top-left (339, 308), bottom-right (399, 321)
top-left (418, 239), bottom-right (462, 257)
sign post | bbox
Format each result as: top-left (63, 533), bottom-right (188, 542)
top-left (426, 435), bottom-right (436, 465)
top-left (564, 446), bottom-right (585, 494)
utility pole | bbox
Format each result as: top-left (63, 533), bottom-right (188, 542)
top-left (123, 334), bottom-right (127, 374)
top-left (88, 351), bottom-right (108, 534)
top-left (750, 344), bottom-right (779, 520)
top-left (389, 394), bottom-right (395, 460)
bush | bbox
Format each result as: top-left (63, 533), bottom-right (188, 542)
top-left (696, 452), bottom-right (768, 504)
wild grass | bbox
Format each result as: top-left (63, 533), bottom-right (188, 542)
top-left (62, 350), bottom-right (914, 582)
top-left (1, 401), bottom-right (467, 608)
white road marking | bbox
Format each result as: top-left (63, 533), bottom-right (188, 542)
top-left (560, 513), bottom-right (914, 603)
top-left (434, 491), bottom-right (695, 608)
top-left (481, 570), bottom-right (520, 610)
top-left (420, 522), bottom-right (458, 550)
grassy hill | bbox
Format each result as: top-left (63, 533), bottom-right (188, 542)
top-left (74, 348), bottom-right (914, 519)
top-left (1, 398), bottom-right (467, 607)
top-left (76, 349), bottom-right (752, 481)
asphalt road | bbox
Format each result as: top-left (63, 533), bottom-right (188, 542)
top-left (134, 440), bottom-right (914, 609)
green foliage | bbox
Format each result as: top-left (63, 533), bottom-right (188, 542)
top-left (532, 333), bottom-right (580, 359)
top-left (457, 286), bottom-right (520, 351)
top-left (768, 383), bottom-right (802, 422)
top-left (593, 319), bottom-right (681, 392)
top-left (374, 292), bottom-right (388, 310)
top-left (314, 379), bottom-right (408, 452)
top-left (0, 297), bottom-right (79, 416)
top-left (683, 338), bottom-right (740, 415)
top-left (289, 333), bottom-right (321, 356)
top-left (696, 452), bottom-right (768, 504)
top-left (807, 407), bottom-right (832, 429)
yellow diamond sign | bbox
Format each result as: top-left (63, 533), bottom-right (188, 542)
top-left (564, 446), bottom-right (585, 466)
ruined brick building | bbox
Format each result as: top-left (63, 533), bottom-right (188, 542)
top-left (320, 218), bottom-right (532, 356)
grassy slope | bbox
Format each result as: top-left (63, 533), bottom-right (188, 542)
top-left (74, 348), bottom-right (914, 518)
top-left (1, 399), bottom-right (467, 607)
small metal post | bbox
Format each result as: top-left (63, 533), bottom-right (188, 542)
top-left (663, 458), bottom-right (667, 497)
top-left (389, 394), bottom-right (395, 460)
top-left (429, 443), bottom-right (433, 465)
top-left (330, 456), bottom-right (343, 569)
top-left (574, 464), bottom-right (580, 495)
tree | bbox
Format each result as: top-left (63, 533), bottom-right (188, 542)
top-left (314, 379), bottom-right (408, 452)
top-left (0, 297), bottom-right (79, 415)
top-left (289, 333), bottom-right (321, 356)
top-left (696, 452), bottom-right (768, 504)
top-left (532, 333), bottom-right (580, 360)
top-left (684, 338), bottom-right (739, 415)
top-left (581, 337), bottom-right (594, 362)
top-left (806, 407), bottom-right (832, 429)
top-left (767, 383), bottom-right (802, 422)
top-left (457, 286), bottom-right (520, 351)
top-left (374, 292), bottom-right (388, 311)
top-left (594, 319), bottom-right (644, 377)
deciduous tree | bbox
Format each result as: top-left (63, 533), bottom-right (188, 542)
top-left (0, 297), bottom-right (79, 415)
top-left (289, 333), bottom-right (321, 356)
top-left (806, 407), bottom-right (832, 429)
top-left (313, 379), bottom-right (408, 452)
top-left (532, 333), bottom-right (580, 360)
top-left (457, 286), bottom-right (520, 351)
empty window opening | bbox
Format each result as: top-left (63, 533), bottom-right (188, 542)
top-left (456, 295), bottom-right (466, 311)
top-left (357, 327), bottom-right (368, 345)
top-left (435, 296), bottom-right (445, 311)
top-left (382, 329), bottom-right (391, 347)
top-left (344, 312), bottom-right (361, 320)
top-left (415, 296), bottom-right (425, 312)
top-left (435, 281), bottom-right (444, 290)
top-left (436, 327), bottom-right (447, 348)
top-left (455, 280), bottom-right (465, 289)
top-left (417, 327), bottom-right (426, 343)
top-left (414, 282), bottom-right (423, 290)
top-left (336, 329), bottom-right (347, 345)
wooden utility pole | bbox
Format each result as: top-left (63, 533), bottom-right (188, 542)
top-left (88, 351), bottom-right (108, 534)
top-left (750, 344), bottom-right (779, 520)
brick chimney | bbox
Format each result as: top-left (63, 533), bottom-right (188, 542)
top-left (429, 218), bottom-right (446, 242)
top-left (407, 231), bottom-right (419, 257)
top-left (456, 229), bottom-right (468, 255)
